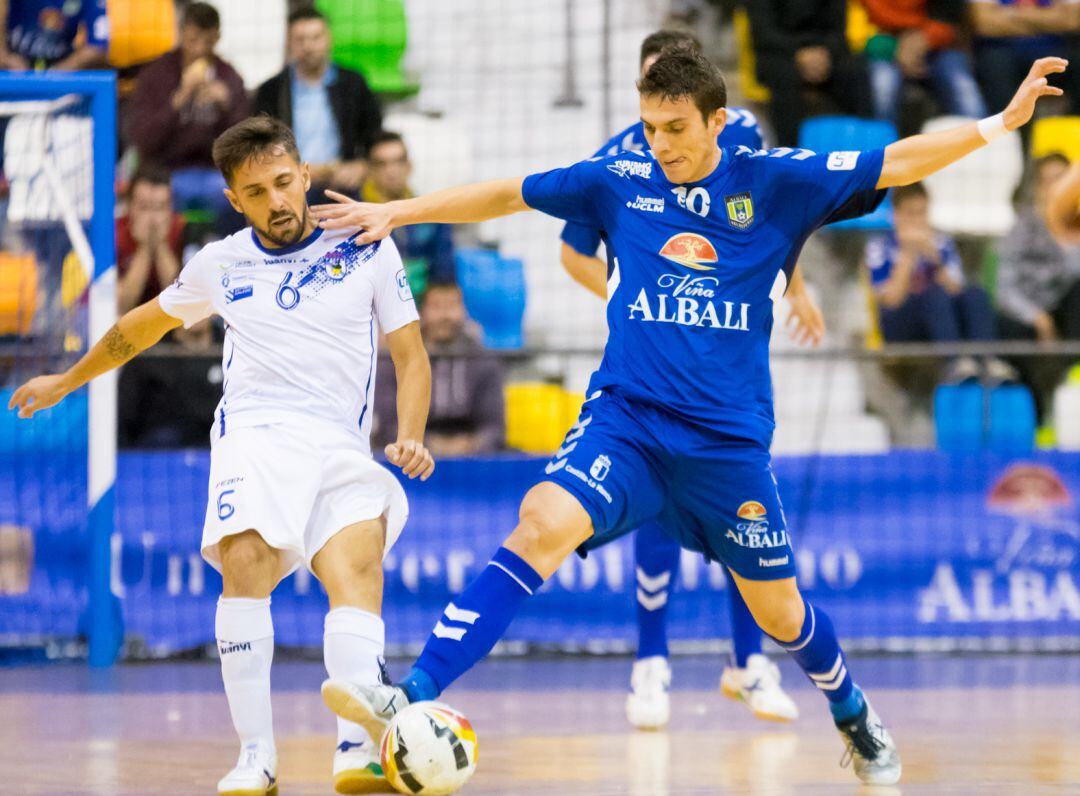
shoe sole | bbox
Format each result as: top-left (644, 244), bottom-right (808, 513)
top-left (322, 681), bottom-right (391, 744)
top-left (219, 786), bottom-right (277, 796)
top-left (720, 682), bottom-right (797, 723)
top-left (334, 769), bottom-right (396, 794)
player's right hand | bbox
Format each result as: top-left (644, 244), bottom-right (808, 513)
top-left (7, 374), bottom-right (71, 419)
top-left (385, 439), bottom-right (436, 481)
top-left (312, 190), bottom-right (394, 244)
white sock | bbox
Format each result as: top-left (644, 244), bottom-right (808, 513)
top-left (324, 607), bottom-right (386, 748)
top-left (216, 597), bottom-right (275, 756)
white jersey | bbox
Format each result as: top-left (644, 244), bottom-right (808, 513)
top-left (158, 226), bottom-right (418, 450)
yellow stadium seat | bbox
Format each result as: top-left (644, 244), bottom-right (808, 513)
top-left (846, 0), bottom-right (878, 52)
top-left (107, 0), bottom-right (176, 70)
top-left (860, 267), bottom-right (883, 351)
top-left (1030, 116), bottom-right (1080, 162)
top-left (0, 253), bottom-right (38, 336)
top-left (733, 9), bottom-right (770, 104)
top-left (505, 383), bottom-right (584, 454)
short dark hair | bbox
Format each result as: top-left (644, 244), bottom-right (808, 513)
top-left (1035, 152), bottom-right (1070, 175)
top-left (128, 163), bottom-right (172, 196)
top-left (892, 181), bottom-right (928, 208)
top-left (637, 50), bottom-right (726, 120)
top-left (212, 115), bottom-right (302, 183)
top-left (639, 30), bottom-right (700, 67)
top-left (287, 5), bottom-right (326, 27)
top-left (370, 130), bottom-right (405, 150)
top-left (182, 2), bottom-right (220, 31)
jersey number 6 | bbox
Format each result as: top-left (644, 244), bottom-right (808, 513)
top-left (217, 489), bottom-right (236, 521)
top-left (276, 271), bottom-right (301, 310)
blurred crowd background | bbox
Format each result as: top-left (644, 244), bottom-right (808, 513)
top-left (1, 0), bottom-right (1079, 458)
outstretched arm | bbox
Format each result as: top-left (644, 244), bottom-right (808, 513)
top-left (1046, 161), bottom-right (1080, 246)
top-left (877, 57), bottom-right (1067, 189)
top-left (8, 299), bottom-right (182, 418)
top-left (312, 179), bottom-right (529, 245)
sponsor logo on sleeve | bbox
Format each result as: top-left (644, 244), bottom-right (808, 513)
top-left (826, 151), bottom-right (860, 171)
top-left (607, 159), bottom-right (653, 179)
top-left (396, 269), bottom-right (414, 302)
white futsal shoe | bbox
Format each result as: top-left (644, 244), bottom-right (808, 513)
top-left (333, 739), bottom-right (393, 794)
top-left (625, 655), bottom-right (672, 730)
top-left (720, 653), bottom-right (800, 723)
top-left (836, 699), bottom-right (902, 785)
top-left (322, 679), bottom-right (410, 739)
top-left (217, 742), bottom-right (278, 796)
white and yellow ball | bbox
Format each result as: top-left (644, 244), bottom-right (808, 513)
top-left (380, 701), bottom-right (478, 795)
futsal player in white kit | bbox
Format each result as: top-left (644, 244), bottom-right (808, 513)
top-left (9, 116), bottom-right (434, 795)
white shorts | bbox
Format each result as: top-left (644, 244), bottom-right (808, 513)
top-left (201, 421), bottom-right (408, 578)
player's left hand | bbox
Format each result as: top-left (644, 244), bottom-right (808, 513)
top-left (312, 190), bottom-right (394, 243)
top-left (1003, 57), bottom-right (1068, 131)
top-left (785, 292), bottom-right (825, 347)
top-left (386, 439), bottom-right (435, 481)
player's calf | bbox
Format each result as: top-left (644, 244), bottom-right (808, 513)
top-left (323, 484), bottom-right (592, 729)
top-left (733, 573), bottom-right (901, 783)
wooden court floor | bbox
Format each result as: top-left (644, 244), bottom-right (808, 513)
top-left (0, 655), bottom-right (1077, 795)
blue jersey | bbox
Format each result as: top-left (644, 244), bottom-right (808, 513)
top-left (6, 0), bottom-right (108, 67)
top-left (525, 146), bottom-right (885, 444)
top-left (562, 108), bottom-right (765, 257)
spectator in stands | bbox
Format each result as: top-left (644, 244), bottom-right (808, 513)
top-left (745, 0), bottom-right (873, 146)
top-left (373, 282), bottom-right (505, 456)
top-left (0, 0), bottom-right (108, 70)
top-left (997, 154), bottom-right (1080, 342)
top-left (861, 0), bottom-right (987, 127)
top-left (866, 182), bottom-right (1006, 381)
top-left (253, 6), bottom-right (382, 199)
top-left (361, 131), bottom-right (455, 298)
top-left (129, 3), bottom-right (248, 217)
top-left (116, 165), bottom-right (185, 314)
top-left (1047, 160), bottom-right (1080, 245)
top-left (971, 0), bottom-right (1080, 116)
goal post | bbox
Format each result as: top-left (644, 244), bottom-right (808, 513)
top-left (0, 71), bottom-right (119, 667)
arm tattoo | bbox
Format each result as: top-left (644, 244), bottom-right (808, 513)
top-left (103, 324), bottom-right (137, 362)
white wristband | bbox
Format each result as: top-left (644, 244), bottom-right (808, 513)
top-left (976, 113), bottom-right (1008, 143)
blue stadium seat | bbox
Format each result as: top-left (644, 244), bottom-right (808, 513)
top-left (797, 116), bottom-right (898, 232)
top-left (987, 384), bottom-right (1035, 455)
top-left (454, 248), bottom-right (526, 350)
top-left (933, 383), bottom-right (983, 452)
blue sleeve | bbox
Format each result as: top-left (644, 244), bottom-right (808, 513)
top-left (522, 158), bottom-right (609, 227)
top-left (560, 222), bottom-right (603, 257)
top-left (798, 148), bottom-right (887, 229)
top-left (939, 236), bottom-right (964, 284)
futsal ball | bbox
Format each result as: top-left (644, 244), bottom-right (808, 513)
top-left (380, 701), bottom-right (478, 795)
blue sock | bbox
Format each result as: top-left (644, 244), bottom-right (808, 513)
top-left (400, 547), bottom-right (544, 702)
top-left (723, 569), bottom-right (762, 668)
top-left (771, 598), bottom-right (864, 723)
top-left (633, 523), bottom-right (680, 660)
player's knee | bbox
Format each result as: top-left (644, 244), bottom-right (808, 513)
top-left (219, 530), bottom-right (277, 593)
top-left (755, 598), bottom-right (806, 643)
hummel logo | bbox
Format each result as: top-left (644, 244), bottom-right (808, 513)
top-left (626, 195), bottom-right (664, 213)
top-left (337, 740), bottom-right (367, 753)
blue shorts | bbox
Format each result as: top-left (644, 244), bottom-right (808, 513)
top-left (541, 390), bottom-right (795, 581)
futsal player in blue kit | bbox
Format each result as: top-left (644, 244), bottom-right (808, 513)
top-left (316, 51), bottom-right (1069, 784)
top-left (561, 30), bottom-right (812, 729)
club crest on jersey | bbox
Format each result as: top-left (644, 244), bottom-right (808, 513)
top-left (724, 192), bottom-right (754, 230)
top-left (658, 233), bottom-right (718, 271)
top-left (322, 250), bottom-right (347, 280)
